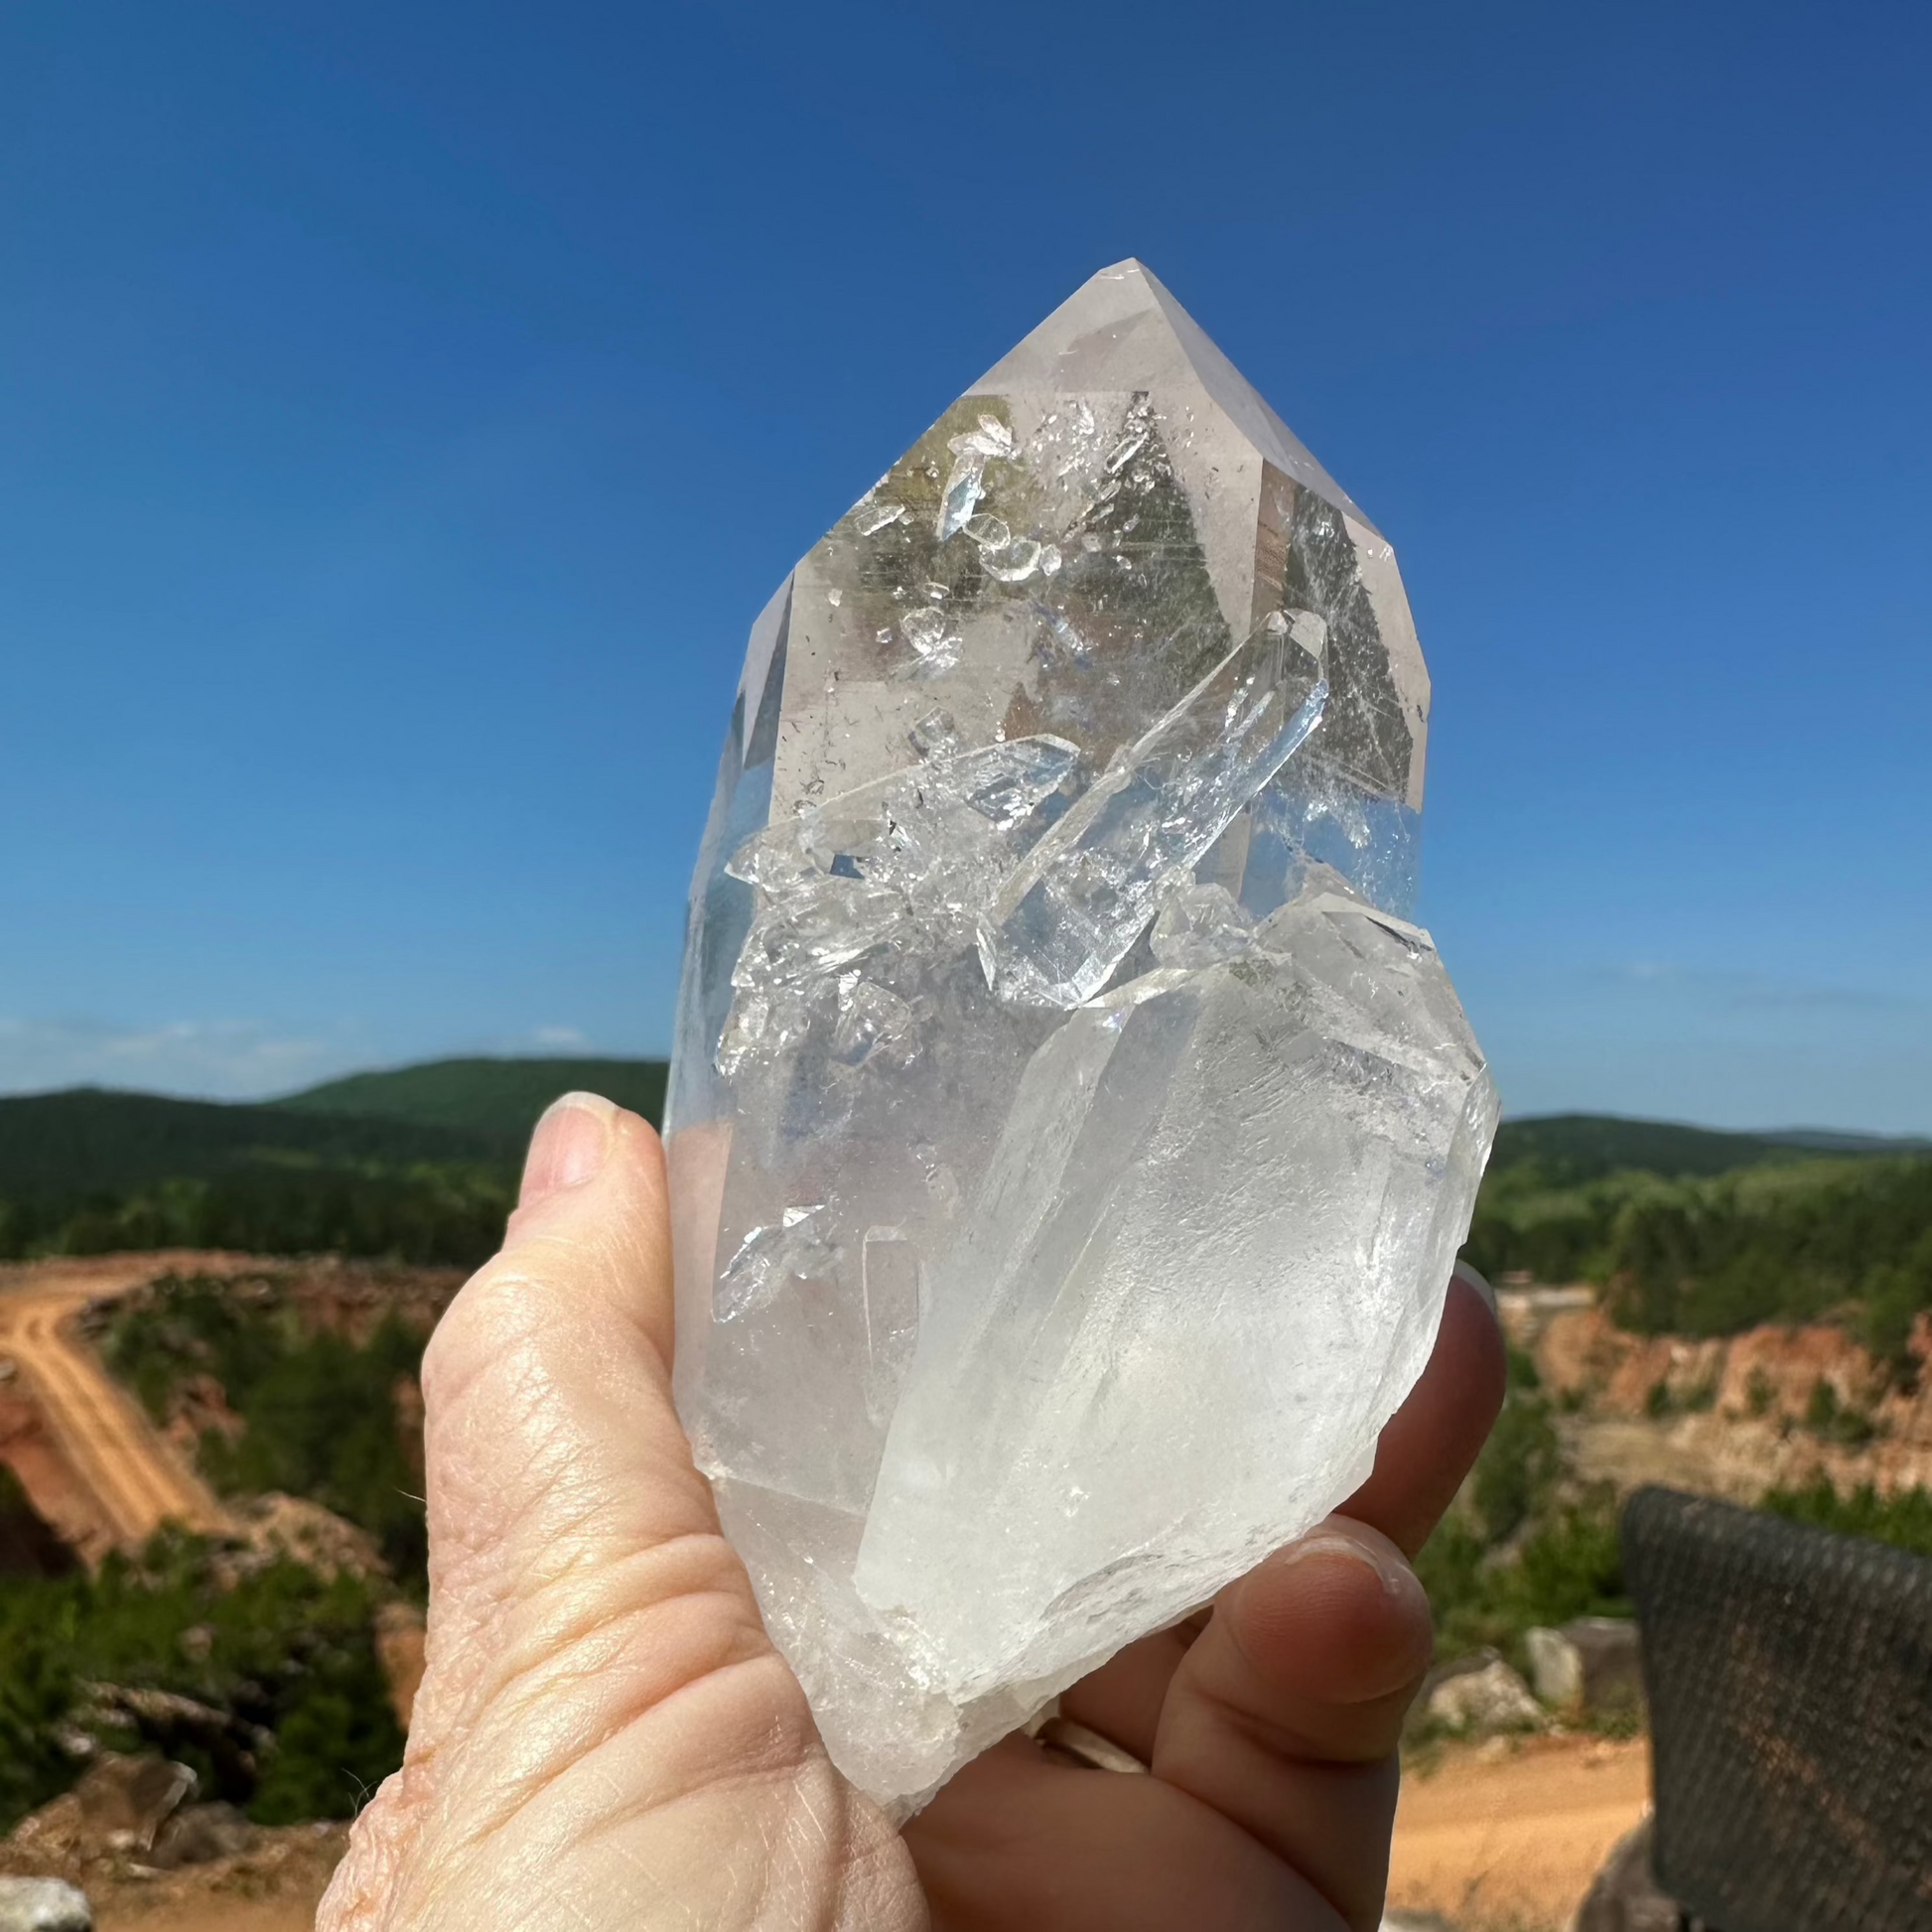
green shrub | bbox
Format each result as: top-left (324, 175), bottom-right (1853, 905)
top-left (1469, 1347), bottom-right (1562, 1545)
top-left (1418, 1484), bottom-right (1629, 1661)
top-left (1760, 1477), bottom-right (1932, 1558)
top-left (1413, 1344), bottom-right (1627, 1659)
top-left (1798, 1377), bottom-right (1878, 1448)
top-left (0, 1165), bottom-right (510, 1268)
top-left (0, 1531), bottom-right (402, 1833)
top-left (105, 1281), bottom-right (429, 1592)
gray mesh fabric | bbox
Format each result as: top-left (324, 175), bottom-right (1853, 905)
top-left (1623, 1485), bottom-right (1932, 1932)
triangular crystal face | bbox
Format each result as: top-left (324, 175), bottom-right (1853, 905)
top-left (667, 261), bottom-right (1495, 1813)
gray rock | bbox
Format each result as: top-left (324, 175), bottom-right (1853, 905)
top-left (1571, 1817), bottom-right (1681, 1932)
top-left (3, 1754), bottom-right (196, 1864)
top-left (147, 1800), bottom-right (256, 1869)
top-left (1425, 1656), bottom-right (1545, 1735)
top-left (1526, 1624), bottom-right (1585, 1710)
top-left (0, 1876), bottom-right (92, 1932)
top-left (1381, 1913), bottom-right (1458, 1932)
top-left (1563, 1616), bottom-right (1645, 1722)
top-left (67, 1751), bottom-right (195, 1853)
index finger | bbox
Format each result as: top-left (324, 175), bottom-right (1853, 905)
top-left (1340, 1265), bottom-right (1506, 1557)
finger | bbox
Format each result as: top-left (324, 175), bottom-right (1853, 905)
top-left (326, 1096), bottom-right (923, 1928)
top-left (1151, 1517), bottom-right (1436, 1931)
top-left (910, 1734), bottom-right (1337, 1932)
top-left (1055, 1623), bottom-right (1195, 1767)
top-left (1340, 1264), bottom-right (1505, 1556)
top-left (1058, 1264), bottom-right (1502, 1763)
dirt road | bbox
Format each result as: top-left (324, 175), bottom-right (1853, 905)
top-left (1388, 1732), bottom-right (1650, 1929)
top-left (0, 1258), bottom-right (235, 1559)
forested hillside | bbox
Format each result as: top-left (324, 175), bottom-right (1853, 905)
top-left (284, 1055), bottom-right (668, 1147)
top-left (4, 1071), bottom-right (1928, 1350)
top-left (1468, 1128), bottom-right (1932, 1360)
top-left (0, 1058), bottom-right (666, 1265)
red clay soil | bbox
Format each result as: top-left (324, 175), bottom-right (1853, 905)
top-left (0, 1263), bottom-right (235, 1562)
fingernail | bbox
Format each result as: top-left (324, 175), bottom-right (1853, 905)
top-left (1281, 1517), bottom-right (1424, 1605)
top-left (518, 1092), bottom-right (618, 1210)
top-left (1453, 1259), bottom-right (1498, 1322)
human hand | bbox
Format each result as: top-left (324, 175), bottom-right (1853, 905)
top-left (319, 1094), bottom-right (1504, 1931)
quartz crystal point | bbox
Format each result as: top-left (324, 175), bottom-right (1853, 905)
top-left (667, 260), bottom-right (1498, 1815)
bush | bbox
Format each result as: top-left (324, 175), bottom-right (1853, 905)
top-left (1418, 1485), bottom-right (1629, 1662)
top-left (1413, 1345), bottom-right (1628, 1659)
top-left (0, 1531), bottom-right (402, 1833)
top-left (1469, 1345), bottom-right (1562, 1545)
top-left (105, 1280), bottom-right (430, 1591)
top-left (0, 1165), bottom-right (511, 1269)
top-left (1760, 1477), bottom-right (1932, 1559)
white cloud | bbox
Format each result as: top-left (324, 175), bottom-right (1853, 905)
top-left (0, 1018), bottom-right (367, 1102)
top-left (0, 1018), bottom-right (621, 1102)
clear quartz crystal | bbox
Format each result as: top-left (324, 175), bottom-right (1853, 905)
top-left (667, 259), bottom-right (1497, 1816)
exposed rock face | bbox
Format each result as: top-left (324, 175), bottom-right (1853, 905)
top-left (0, 1390), bottom-right (89, 1575)
top-left (159, 1373), bottom-right (243, 1460)
top-left (1524, 1617), bottom-right (1645, 1723)
top-left (1424, 1656), bottom-right (1546, 1736)
top-left (1533, 1305), bottom-right (1932, 1501)
top-left (0, 1877), bottom-right (91, 1932)
top-left (74, 1687), bottom-right (268, 1795)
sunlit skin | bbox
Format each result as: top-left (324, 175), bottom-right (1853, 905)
top-left (320, 1093), bottom-right (1504, 1931)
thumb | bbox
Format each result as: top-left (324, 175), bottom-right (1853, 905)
top-left (323, 1095), bottom-right (920, 1930)
top-left (405, 1093), bottom-right (760, 1764)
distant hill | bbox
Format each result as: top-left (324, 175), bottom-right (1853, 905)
top-left (0, 1056), bottom-right (666, 1200)
top-left (3, 1068), bottom-right (1923, 1304)
top-left (282, 1056), bottom-right (667, 1149)
top-left (0, 1058), bottom-right (664, 1267)
top-left (1489, 1113), bottom-right (1930, 1185)
top-left (0, 1087), bottom-right (493, 1197)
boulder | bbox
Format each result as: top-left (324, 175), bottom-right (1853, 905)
top-left (219, 1492), bottom-right (386, 1584)
top-left (1381, 1914), bottom-right (1458, 1932)
top-left (1525, 1625), bottom-right (1585, 1711)
top-left (1424, 1656), bottom-right (1545, 1735)
top-left (147, 1801), bottom-right (256, 1869)
top-left (0, 1877), bottom-right (91, 1931)
top-left (6, 1754), bottom-right (195, 1861)
top-left (1570, 1817), bottom-right (1682, 1932)
top-left (1563, 1616), bottom-right (1645, 1723)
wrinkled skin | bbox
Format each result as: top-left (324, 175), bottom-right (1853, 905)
top-left (321, 1094), bottom-right (1503, 1931)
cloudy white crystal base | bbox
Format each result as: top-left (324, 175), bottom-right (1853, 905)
top-left (676, 869), bottom-right (1495, 1813)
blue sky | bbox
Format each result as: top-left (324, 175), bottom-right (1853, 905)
top-left (3, 1), bottom-right (1929, 1130)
